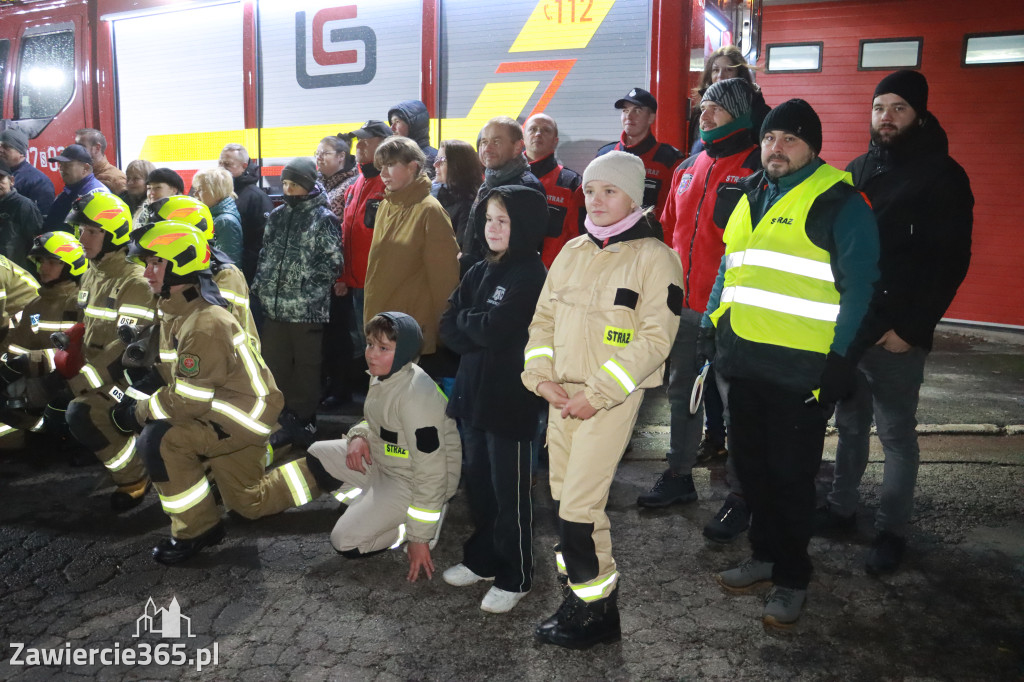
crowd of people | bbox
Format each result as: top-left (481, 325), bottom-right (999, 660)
top-left (0, 59), bottom-right (973, 648)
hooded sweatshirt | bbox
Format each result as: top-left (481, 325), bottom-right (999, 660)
top-left (387, 100), bottom-right (438, 176)
top-left (441, 186), bottom-right (548, 439)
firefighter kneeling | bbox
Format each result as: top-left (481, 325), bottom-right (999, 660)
top-left (0, 232), bottom-right (88, 457)
top-left (115, 221), bottom-right (300, 564)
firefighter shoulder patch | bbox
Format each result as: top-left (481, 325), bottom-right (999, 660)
top-left (178, 353), bottom-right (200, 377)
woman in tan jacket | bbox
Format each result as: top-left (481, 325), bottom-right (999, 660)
top-left (363, 136), bottom-right (459, 374)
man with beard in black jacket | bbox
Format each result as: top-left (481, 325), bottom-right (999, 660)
top-left (815, 70), bottom-right (974, 575)
top-left (219, 143), bottom-right (274, 283)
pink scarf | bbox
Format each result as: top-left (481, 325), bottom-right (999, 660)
top-left (584, 208), bottom-right (644, 241)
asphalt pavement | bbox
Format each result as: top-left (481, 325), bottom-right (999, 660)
top-left (0, 324), bottom-right (1021, 681)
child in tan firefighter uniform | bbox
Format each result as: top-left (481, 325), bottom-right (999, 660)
top-left (0, 232), bottom-right (86, 453)
top-left (57, 192), bottom-right (158, 510)
top-left (522, 151), bottom-right (683, 649)
top-left (272, 312), bottom-right (461, 581)
top-left (113, 221), bottom-right (303, 564)
top-left (0, 251), bottom-right (43, 447)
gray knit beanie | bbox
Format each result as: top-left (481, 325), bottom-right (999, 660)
top-left (702, 78), bottom-right (755, 120)
top-left (282, 157), bottom-right (318, 192)
top-left (582, 151), bottom-right (645, 208)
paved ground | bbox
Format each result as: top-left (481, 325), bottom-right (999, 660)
top-left (0, 326), bottom-right (1021, 680)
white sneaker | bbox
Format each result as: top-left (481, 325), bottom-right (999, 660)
top-left (480, 586), bottom-right (529, 614)
top-left (442, 563), bottom-right (493, 587)
top-left (428, 502), bottom-right (448, 550)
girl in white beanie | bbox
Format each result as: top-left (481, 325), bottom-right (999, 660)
top-left (521, 150), bottom-right (684, 649)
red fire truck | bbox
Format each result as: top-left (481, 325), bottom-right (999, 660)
top-left (0, 0), bottom-right (705, 191)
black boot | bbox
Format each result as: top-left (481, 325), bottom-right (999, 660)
top-left (152, 522), bottom-right (226, 565)
top-left (536, 574), bottom-right (573, 636)
top-left (535, 588), bottom-right (621, 649)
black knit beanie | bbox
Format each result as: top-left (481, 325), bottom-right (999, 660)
top-left (146, 168), bottom-right (185, 194)
top-left (873, 69), bottom-right (928, 115)
top-left (760, 98), bottom-right (822, 154)
top-left (282, 157), bottom-right (318, 193)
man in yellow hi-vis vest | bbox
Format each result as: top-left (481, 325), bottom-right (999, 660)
top-left (699, 99), bottom-right (879, 629)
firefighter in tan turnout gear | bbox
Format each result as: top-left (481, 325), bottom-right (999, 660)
top-left (115, 221), bottom-right (305, 564)
top-left (0, 232), bottom-right (86, 453)
top-left (147, 194), bottom-right (259, 350)
top-left (0, 251), bottom-right (43, 447)
top-left (61, 192), bottom-right (157, 510)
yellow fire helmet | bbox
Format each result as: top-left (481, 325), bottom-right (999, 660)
top-left (148, 195), bottom-right (215, 241)
top-left (28, 231), bottom-right (89, 277)
top-left (128, 221), bottom-right (212, 277)
top-left (65, 191), bottom-right (132, 245)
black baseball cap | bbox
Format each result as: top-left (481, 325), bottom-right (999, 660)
top-left (48, 144), bottom-right (92, 164)
top-left (343, 120), bottom-right (393, 140)
top-left (614, 87), bottom-right (658, 112)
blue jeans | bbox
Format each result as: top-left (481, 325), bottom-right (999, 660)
top-left (666, 310), bottom-right (704, 474)
top-left (828, 345), bottom-right (928, 534)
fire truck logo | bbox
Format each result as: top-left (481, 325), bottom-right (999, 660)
top-left (296, 5), bottom-right (377, 90)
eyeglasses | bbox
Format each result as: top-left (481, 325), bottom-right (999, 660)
top-left (434, 157), bottom-right (447, 165)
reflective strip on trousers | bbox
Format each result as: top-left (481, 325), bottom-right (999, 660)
top-left (44, 348), bottom-right (56, 372)
top-left (160, 477), bottom-right (211, 514)
top-left (571, 571), bottom-right (619, 602)
top-left (281, 460), bottom-right (313, 506)
top-left (555, 551), bottom-right (566, 572)
top-left (104, 435), bottom-right (137, 472)
top-left (601, 358), bottom-right (636, 394)
top-left (725, 248), bottom-right (835, 282)
top-left (29, 417), bottom-right (45, 432)
top-left (524, 346), bottom-right (554, 365)
top-left (7, 343), bottom-right (30, 355)
top-left (334, 487), bottom-right (363, 503)
top-left (0, 423), bottom-right (16, 437)
top-left (407, 506), bottom-right (441, 523)
top-left (390, 523), bottom-right (407, 549)
top-left (720, 285), bottom-right (841, 322)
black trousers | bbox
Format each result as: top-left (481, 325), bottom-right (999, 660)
top-left (728, 377), bottom-right (829, 589)
top-left (322, 290), bottom-right (357, 399)
top-left (460, 424), bottom-right (534, 593)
